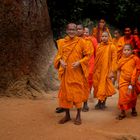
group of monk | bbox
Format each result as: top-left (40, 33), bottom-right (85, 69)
top-left (54, 19), bottom-right (140, 125)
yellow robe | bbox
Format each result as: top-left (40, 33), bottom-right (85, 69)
top-left (54, 36), bottom-right (92, 108)
top-left (93, 42), bottom-right (117, 101)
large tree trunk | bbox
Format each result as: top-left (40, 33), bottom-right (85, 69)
top-left (0, 0), bottom-right (57, 98)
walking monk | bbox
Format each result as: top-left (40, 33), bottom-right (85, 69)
top-left (93, 31), bottom-right (117, 110)
top-left (84, 27), bottom-right (98, 89)
top-left (92, 19), bottom-right (112, 43)
top-left (54, 23), bottom-right (92, 125)
top-left (82, 27), bottom-right (98, 111)
top-left (112, 29), bottom-right (122, 48)
top-left (76, 24), bottom-right (94, 112)
top-left (116, 44), bottom-right (140, 120)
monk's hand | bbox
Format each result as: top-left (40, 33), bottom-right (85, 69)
top-left (60, 59), bottom-right (67, 68)
top-left (127, 85), bottom-right (133, 94)
top-left (72, 61), bottom-right (80, 68)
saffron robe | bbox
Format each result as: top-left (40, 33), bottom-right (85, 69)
top-left (93, 42), bottom-right (117, 101)
top-left (54, 36), bottom-right (92, 108)
top-left (132, 56), bottom-right (140, 95)
top-left (113, 37), bottom-right (121, 61)
top-left (84, 36), bottom-right (98, 89)
top-left (118, 55), bottom-right (139, 110)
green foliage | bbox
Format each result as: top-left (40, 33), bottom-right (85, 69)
top-left (47, 0), bottom-right (140, 39)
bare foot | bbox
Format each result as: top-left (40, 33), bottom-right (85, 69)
top-left (58, 117), bottom-right (71, 124)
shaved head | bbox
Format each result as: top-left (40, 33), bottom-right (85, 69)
top-left (66, 23), bottom-right (77, 38)
top-left (66, 23), bottom-right (76, 29)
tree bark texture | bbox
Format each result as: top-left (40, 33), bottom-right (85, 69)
top-left (0, 0), bottom-right (57, 98)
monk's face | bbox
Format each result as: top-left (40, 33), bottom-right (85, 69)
top-left (101, 32), bottom-right (109, 43)
top-left (99, 19), bottom-right (105, 29)
top-left (84, 27), bottom-right (90, 37)
top-left (123, 45), bottom-right (132, 57)
top-left (66, 23), bottom-right (77, 38)
top-left (114, 30), bottom-right (121, 39)
top-left (124, 28), bottom-right (131, 36)
top-left (77, 25), bottom-right (84, 37)
top-left (134, 28), bottom-right (138, 35)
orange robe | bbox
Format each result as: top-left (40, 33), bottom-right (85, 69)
top-left (54, 36), bottom-right (92, 109)
top-left (92, 27), bottom-right (112, 43)
top-left (82, 37), bottom-right (94, 99)
top-left (133, 35), bottom-right (140, 57)
top-left (84, 36), bottom-right (98, 89)
top-left (118, 55), bottom-right (139, 110)
top-left (113, 37), bottom-right (121, 61)
top-left (93, 42), bottom-right (117, 101)
top-left (112, 38), bottom-right (121, 79)
top-left (133, 57), bottom-right (140, 95)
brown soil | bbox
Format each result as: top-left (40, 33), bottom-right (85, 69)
top-left (0, 91), bottom-right (140, 140)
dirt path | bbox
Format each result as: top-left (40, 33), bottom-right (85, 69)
top-left (0, 91), bottom-right (140, 140)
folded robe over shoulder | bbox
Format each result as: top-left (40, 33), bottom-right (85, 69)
top-left (54, 36), bottom-right (92, 108)
top-left (83, 36), bottom-right (97, 90)
top-left (118, 55), bottom-right (140, 110)
top-left (93, 42), bottom-right (117, 101)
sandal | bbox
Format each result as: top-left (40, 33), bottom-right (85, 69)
top-left (55, 107), bottom-right (65, 113)
top-left (82, 107), bottom-right (89, 112)
top-left (74, 119), bottom-right (82, 125)
top-left (58, 117), bottom-right (71, 124)
top-left (131, 111), bottom-right (138, 117)
top-left (116, 114), bottom-right (126, 120)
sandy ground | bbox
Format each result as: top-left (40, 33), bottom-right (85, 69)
top-left (0, 90), bottom-right (140, 140)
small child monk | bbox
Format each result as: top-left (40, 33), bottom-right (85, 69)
top-left (116, 44), bottom-right (140, 120)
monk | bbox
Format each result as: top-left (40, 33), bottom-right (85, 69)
top-left (116, 44), bottom-right (140, 120)
top-left (54, 23), bottom-right (92, 125)
top-left (93, 31), bottom-right (117, 110)
top-left (76, 24), bottom-right (94, 112)
top-left (133, 27), bottom-right (139, 36)
top-left (92, 19), bottom-right (112, 43)
top-left (112, 29), bottom-right (122, 47)
top-left (83, 27), bottom-right (98, 91)
top-left (112, 29), bottom-right (122, 84)
top-left (117, 27), bottom-right (140, 60)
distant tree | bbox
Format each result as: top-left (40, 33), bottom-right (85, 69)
top-left (47, 0), bottom-right (140, 38)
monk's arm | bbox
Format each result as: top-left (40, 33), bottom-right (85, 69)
top-left (72, 39), bottom-right (93, 68)
top-left (131, 68), bottom-right (137, 86)
top-left (79, 41), bottom-right (93, 65)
